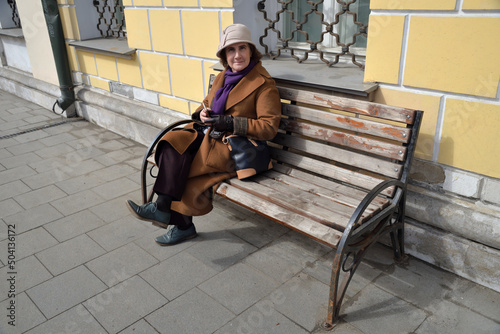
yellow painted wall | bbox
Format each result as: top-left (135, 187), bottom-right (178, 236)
top-left (372, 88), bottom-right (441, 161)
top-left (462, 0), bottom-right (500, 10)
top-left (124, 9), bottom-right (151, 50)
top-left (370, 0), bottom-right (456, 10)
top-left (140, 52), bottom-right (171, 95)
top-left (404, 17), bottom-right (500, 98)
top-left (150, 10), bottom-right (183, 54)
top-left (364, 15), bottom-right (405, 85)
top-left (182, 11), bottom-right (221, 59)
top-left (439, 100), bottom-right (500, 178)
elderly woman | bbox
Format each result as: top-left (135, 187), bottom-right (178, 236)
top-left (127, 24), bottom-right (281, 246)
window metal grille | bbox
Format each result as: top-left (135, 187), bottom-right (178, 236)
top-left (7, 0), bottom-right (21, 28)
top-left (93, 0), bottom-right (126, 38)
top-left (258, 0), bottom-right (368, 68)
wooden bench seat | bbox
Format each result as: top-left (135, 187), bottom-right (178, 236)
top-left (140, 81), bottom-right (423, 328)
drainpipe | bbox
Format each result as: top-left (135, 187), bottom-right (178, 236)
top-left (41, 0), bottom-right (75, 116)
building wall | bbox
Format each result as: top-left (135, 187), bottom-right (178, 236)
top-left (364, 1), bottom-right (500, 179)
top-left (58, 0), bottom-right (233, 116)
top-left (15, 0), bottom-right (59, 85)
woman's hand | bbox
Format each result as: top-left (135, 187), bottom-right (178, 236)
top-left (200, 108), bottom-right (212, 123)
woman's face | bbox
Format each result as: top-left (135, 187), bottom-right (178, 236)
top-left (225, 42), bottom-right (251, 72)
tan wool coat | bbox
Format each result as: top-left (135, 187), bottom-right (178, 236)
top-left (158, 61), bottom-right (281, 217)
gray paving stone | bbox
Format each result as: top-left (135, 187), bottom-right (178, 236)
top-left (91, 177), bottom-right (140, 200)
top-left (186, 230), bottom-right (257, 272)
top-left (93, 149), bottom-right (136, 167)
top-left (56, 173), bottom-right (106, 195)
top-left (415, 299), bottom-right (500, 334)
top-left (0, 292), bottom-right (46, 333)
top-left (39, 132), bottom-right (78, 147)
top-left (0, 180), bottom-right (31, 202)
top-left (96, 139), bottom-right (129, 151)
top-left (141, 251), bottom-right (218, 300)
top-left (15, 227), bottom-right (59, 261)
top-left (13, 184), bottom-right (66, 210)
top-left (4, 203), bottom-right (63, 234)
top-left (34, 142), bottom-right (75, 159)
top-left (342, 284), bottom-right (427, 334)
top-left (270, 273), bottom-right (330, 332)
top-left (51, 189), bottom-right (106, 216)
top-left (0, 165), bottom-right (37, 187)
top-left (214, 300), bottom-right (309, 334)
top-left (12, 128), bottom-right (51, 143)
top-left (226, 213), bottom-right (291, 248)
top-left (146, 288), bottom-right (235, 334)
top-left (446, 280), bottom-right (500, 322)
top-left (23, 304), bottom-right (107, 334)
top-left (44, 209), bottom-right (106, 242)
top-left (120, 319), bottom-right (160, 334)
top-left (200, 262), bottom-right (280, 314)
top-left (84, 276), bottom-right (167, 334)
top-left (0, 148), bottom-right (13, 160)
top-left (90, 163), bottom-right (137, 182)
top-left (89, 194), bottom-right (136, 223)
top-left (87, 214), bottom-right (158, 251)
top-left (37, 234), bottom-right (106, 276)
top-left (5, 140), bottom-right (46, 156)
top-left (1, 152), bottom-right (42, 169)
top-left (244, 239), bottom-right (320, 283)
top-left (87, 242), bottom-right (158, 287)
top-left (11, 255), bottom-right (53, 293)
top-left (27, 266), bottom-right (107, 319)
top-left (0, 199), bottom-right (23, 220)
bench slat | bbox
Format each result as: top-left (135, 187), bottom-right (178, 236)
top-left (262, 170), bottom-right (389, 213)
top-left (272, 133), bottom-right (403, 179)
top-left (248, 175), bottom-right (373, 221)
top-left (278, 86), bottom-right (416, 124)
top-left (280, 118), bottom-right (408, 161)
top-left (283, 104), bottom-right (411, 144)
top-left (216, 182), bottom-right (343, 248)
top-left (227, 178), bottom-right (357, 230)
top-left (272, 160), bottom-right (394, 197)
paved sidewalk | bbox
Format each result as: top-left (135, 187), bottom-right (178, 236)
top-left (0, 89), bottom-right (499, 334)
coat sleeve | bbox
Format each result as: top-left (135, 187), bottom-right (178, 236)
top-left (233, 80), bottom-right (281, 141)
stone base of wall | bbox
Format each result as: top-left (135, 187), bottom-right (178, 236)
top-left (1, 68), bottom-right (499, 292)
top-left (0, 66), bottom-right (76, 118)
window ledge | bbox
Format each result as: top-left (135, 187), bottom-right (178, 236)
top-left (212, 56), bottom-right (377, 100)
top-left (261, 57), bottom-right (377, 99)
top-left (69, 38), bottom-right (135, 59)
top-left (0, 28), bottom-right (23, 39)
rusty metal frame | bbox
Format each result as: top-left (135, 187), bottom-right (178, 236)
top-left (258, 0), bottom-right (368, 68)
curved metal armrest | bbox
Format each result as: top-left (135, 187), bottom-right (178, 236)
top-left (342, 179), bottom-right (406, 242)
top-left (141, 119), bottom-right (197, 203)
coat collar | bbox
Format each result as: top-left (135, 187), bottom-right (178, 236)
top-left (219, 62), bottom-right (270, 111)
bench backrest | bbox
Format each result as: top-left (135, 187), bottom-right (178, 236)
top-left (272, 84), bottom-right (423, 198)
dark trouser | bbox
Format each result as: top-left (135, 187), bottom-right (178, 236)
top-left (153, 131), bottom-right (204, 227)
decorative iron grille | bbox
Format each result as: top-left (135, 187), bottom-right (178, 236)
top-left (258, 0), bottom-right (369, 68)
top-left (7, 0), bottom-right (21, 28)
top-left (93, 0), bottom-right (126, 38)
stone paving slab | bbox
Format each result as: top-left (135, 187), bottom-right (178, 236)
top-left (1, 89), bottom-right (500, 334)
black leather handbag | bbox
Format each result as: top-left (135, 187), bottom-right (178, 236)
top-left (223, 135), bottom-right (273, 179)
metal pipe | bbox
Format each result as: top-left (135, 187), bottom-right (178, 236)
top-left (41, 0), bottom-right (75, 115)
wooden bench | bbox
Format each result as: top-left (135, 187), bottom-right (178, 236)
top-left (140, 80), bottom-right (423, 328)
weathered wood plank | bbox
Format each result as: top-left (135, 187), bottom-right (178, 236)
top-left (269, 148), bottom-right (388, 194)
top-left (261, 170), bottom-right (389, 213)
top-left (272, 133), bottom-right (403, 179)
top-left (282, 104), bottom-right (411, 144)
top-left (271, 162), bottom-right (395, 197)
top-left (216, 182), bottom-right (342, 247)
top-left (277, 86), bottom-right (416, 124)
top-left (280, 118), bottom-right (408, 161)
top-left (227, 178), bottom-right (356, 230)
top-left (249, 175), bottom-right (372, 220)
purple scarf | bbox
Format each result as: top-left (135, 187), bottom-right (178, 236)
top-left (211, 61), bottom-right (257, 115)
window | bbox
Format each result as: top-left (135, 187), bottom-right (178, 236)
top-left (93, 0), bottom-right (126, 39)
top-left (258, 0), bottom-right (370, 68)
top-left (6, 0), bottom-right (21, 28)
